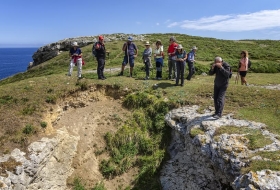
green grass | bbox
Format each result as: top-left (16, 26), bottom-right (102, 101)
top-left (214, 126), bottom-right (273, 150)
top-left (190, 128), bottom-right (205, 138)
top-left (242, 160), bottom-right (280, 174)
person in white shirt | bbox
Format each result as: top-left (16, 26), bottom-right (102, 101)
top-left (153, 40), bottom-right (164, 79)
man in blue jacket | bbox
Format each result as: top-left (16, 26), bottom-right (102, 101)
top-left (186, 46), bottom-right (197, 80)
top-left (119, 36), bottom-right (138, 77)
top-left (208, 57), bottom-right (231, 119)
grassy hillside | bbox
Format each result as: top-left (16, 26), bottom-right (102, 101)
top-left (1, 33), bottom-right (280, 86)
top-left (0, 33), bottom-right (280, 189)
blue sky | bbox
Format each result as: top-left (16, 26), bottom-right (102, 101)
top-left (1, 0), bottom-right (280, 47)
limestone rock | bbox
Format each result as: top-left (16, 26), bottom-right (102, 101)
top-left (161, 105), bottom-right (280, 190)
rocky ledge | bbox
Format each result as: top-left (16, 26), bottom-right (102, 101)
top-left (28, 33), bottom-right (146, 69)
top-left (161, 105), bottom-right (280, 190)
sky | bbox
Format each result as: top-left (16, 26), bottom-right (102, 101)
top-left (1, 0), bottom-right (280, 47)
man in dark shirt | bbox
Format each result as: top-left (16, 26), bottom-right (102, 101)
top-left (208, 57), bottom-right (231, 119)
top-left (94, 35), bottom-right (106, 80)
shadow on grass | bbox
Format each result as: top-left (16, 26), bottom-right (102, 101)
top-left (156, 82), bottom-right (176, 89)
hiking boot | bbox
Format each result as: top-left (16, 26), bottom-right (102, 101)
top-left (213, 114), bottom-right (221, 119)
top-left (118, 71), bottom-right (123, 76)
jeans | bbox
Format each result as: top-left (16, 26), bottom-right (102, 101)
top-left (186, 61), bottom-right (195, 80)
top-left (168, 59), bottom-right (177, 79)
top-left (176, 61), bottom-right (185, 85)
top-left (97, 58), bottom-right (105, 78)
top-left (213, 85), bottom-right (228, 116)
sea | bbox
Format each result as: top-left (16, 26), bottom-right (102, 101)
top-left (0, 48), bottom-right (38, 80)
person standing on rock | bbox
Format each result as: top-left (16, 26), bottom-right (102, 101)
top-left (186, 46), bottom-right (197, 81)
top-left (142, 41), bottom-right (152, 80)
top-left (94, 35), bottom-right (106, 80)
top-left (208, 57), bottom-right (231, 119)
top-left (68, 42), bottom-right (83, 79)
top-left (118, 36), bottom-right (138, 77)
top-left (167, 36), bottom-right (178, 80)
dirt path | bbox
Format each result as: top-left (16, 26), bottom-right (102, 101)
top-left (52, 89), bottom-right (136, 189)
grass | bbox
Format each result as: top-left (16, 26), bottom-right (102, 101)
top-left (214, 126), bottom-right (273, 150)
top-left (0, 33), bottom-right (280, 188)
top-left (242, 160), bottom-right (280, 174)
top-left (190, 128), bottom-right (205, 138)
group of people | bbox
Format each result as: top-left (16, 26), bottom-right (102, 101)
top-left (67, 36), bottom-right (250, 119)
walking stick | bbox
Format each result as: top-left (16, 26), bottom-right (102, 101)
top-left (235, 72), bottom-right (239, 84)
top-left (127, 43), bottom-right (131, 76)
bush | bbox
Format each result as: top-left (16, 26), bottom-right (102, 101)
top-left (40, 121), bottom-right (47, 128)
top-left (22, 124), bottom-right (36, 135)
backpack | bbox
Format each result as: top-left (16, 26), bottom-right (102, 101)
top-left (248, 59), bottom-right (251, 69)
top-left (92, 42), bottom-right (98, 57)
top-left (229, 67), bottom-right (232, 78)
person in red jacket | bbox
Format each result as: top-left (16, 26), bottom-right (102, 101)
top-left (167, 36), bottom-right (178, 80)
top-left (94, 35), bottom-right (106, 80)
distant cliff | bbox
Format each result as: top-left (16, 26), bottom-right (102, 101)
top-left (28, 34), bottom-right (146, 69)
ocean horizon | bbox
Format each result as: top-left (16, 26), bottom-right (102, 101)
top-left (0, 47), bottom-right (38, 80)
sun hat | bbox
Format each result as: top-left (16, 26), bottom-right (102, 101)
top-left (192, 46), bottom-right (197, 50)
top-left (177, 44), bottom-right (183, 49)
top-left (127, 36), bottom-right (133, 41)
top-left (72, 42), bottom-right (78, 46)
top-left (145, 41), bottom-right (150, 46)
top-left (156, 39), bottom-right (162, 45)
top-left (99, 35), bottom-right (104, 40)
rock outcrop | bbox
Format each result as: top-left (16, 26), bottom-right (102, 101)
top-left (0, 127), bottom-right (79, 190)
top-left (161, 105), bottom-right (280, 190)
top-left (28, 34), bottom-right (146, 69)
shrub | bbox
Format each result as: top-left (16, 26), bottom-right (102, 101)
top-left (40, 121), bottom-right (47, 128)
top-left (22, 124), bottom-right (36, 135)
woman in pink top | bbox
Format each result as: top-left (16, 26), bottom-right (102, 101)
top-left (238, 50), bottom-right (249, 86)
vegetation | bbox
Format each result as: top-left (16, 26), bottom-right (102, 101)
top-left (99, 91), bottom-right (172, 189)
top-left (214, 126), bottom-right (273, 150)
top-left (0, 33), bottom-right (280, 189)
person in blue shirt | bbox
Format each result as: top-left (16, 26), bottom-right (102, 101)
top-left (119, 36), bottom-right (138, 77)
top-left (68, 42), bottom-right (83, 79)
top-left (186, 46), bottom-right (197, 81)
top-left (175, 44), bottom-right (187, 86)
